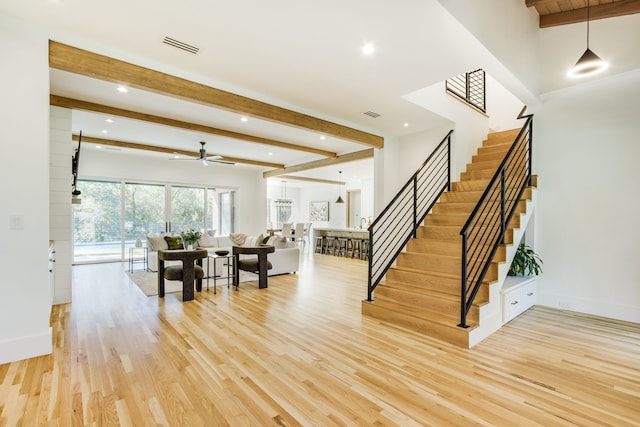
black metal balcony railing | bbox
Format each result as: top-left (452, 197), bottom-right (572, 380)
top-left (445, 69), bottom-right (486, 113)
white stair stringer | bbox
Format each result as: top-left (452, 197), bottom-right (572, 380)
top-left (467, 186), bottom-right (537, 347)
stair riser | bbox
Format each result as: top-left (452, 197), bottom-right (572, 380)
top-left (472, 151), bottom-right (508, 163)
top-left (362, 302), bottom-right (470, 347)
top-left (385, 272), bottom-right (491, 302)
top-left (441, 187), bottom-right (532, 203)
top-left (418, 226), bottom-right (460, 240)
top-left (483, 132), bottom-right (520, 146)
top-left (386, 268), bottom-right (460, 293)
top-left (406, 239), bottom-right (459, 256)
top-left (432, 202), bottom-right (477, 215)
top-left (396, 253), bottom-right (461, 275)
top-left (425, 214), bottom-right (521, 228)
top-left (374, 287), bottom-right (479, 321)
top-left (450, 181), bottom-right (490, 192)
top-left (477, 144), bottom-right (512, 157)
top-left (418, 225), bottom-right (514, 246)
top-left (460, 169), bottom-right (496, 181)
top-left (465, 159), bottom-right (503, 172)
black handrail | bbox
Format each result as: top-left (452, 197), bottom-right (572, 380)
top-left (458, 109), bottom-right (533, 328)
top-left (367, 130), bottom-right (453, 301)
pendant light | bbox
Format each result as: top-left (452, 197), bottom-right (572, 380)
top-left (568, 0), bottom-right (608, 79)
top-left (335, 171), bottom-right (344, 204)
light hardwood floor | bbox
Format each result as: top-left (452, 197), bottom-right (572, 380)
top-left (1, 252), bottom-right (639, 426)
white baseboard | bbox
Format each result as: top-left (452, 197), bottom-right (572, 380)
top-left (0, 327), bottom-right (52, 364)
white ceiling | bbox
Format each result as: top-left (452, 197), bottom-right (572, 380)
top-left (1, 0), bottom-right (638, 184)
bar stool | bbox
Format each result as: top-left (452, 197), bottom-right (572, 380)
top-left (350, 238), bottom-right (363, 259)
top-left (324, 236), bottom-right (336, 255)
top-left (336, 236), bottom-right (349, 256)
top-left (314, 236), bottom-right (324, 254)
top-left (360, 239), bottom-right (370, 260)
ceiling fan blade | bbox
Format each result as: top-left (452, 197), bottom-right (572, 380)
top-left (207, 159), bottom-right (236, 165)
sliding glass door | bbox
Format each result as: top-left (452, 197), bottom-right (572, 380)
top-left (73, 180), bottom-right (122, 262)
top-left (170, 186), bottom-right (205, 234)
top-left (124, 182), bottom-right (165, 245)
top-left (73, 179), bottom-right (236, 263)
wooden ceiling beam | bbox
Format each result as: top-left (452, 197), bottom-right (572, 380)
top-left (538, 1), bottom-right (640, 28)
top-left (53, 95), bottom-right (336, 158)
top-left (49, 40), bottom-right (384, 148)
top-left (73, 134), bottom-right (285, 169)
top-left (275, 175), bottom-right (344, 185)
top-left (263, 149), bottom-right (373, 178)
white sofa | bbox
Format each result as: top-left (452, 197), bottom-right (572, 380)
top-left (146, 234), bottom-right (300, 277)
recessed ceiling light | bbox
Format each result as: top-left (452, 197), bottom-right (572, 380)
top-left (320, 135), bottom-right (326, 140)
top-left (101, 129), bottom-right (108, 134)
top-left (268, 152), bottom-right (273, 156)
top-left (173, 154), bottom-right (180, 159)
top-left (362, 43), bottom-right (375, 56)
top-left (403, 123), bottom-right (409, 127)
top-left (105, 118), bottom-right (114, 123)
top-left (240, 117), bottom-right (248, 122)
top-left (117, 86), bottom-right (128, 93)
top-left (96, 145), bottom-right (102, 149)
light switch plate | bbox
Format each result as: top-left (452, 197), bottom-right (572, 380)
top-left (9, 215), bottom-right (24, 230)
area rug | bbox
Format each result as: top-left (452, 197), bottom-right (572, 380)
top-left (126, 269), bottom-right (258, 297)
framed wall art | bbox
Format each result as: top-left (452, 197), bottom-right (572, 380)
top-left (309, 201), bottom-right (329, 221)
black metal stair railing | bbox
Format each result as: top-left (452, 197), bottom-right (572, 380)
top-left (445, 69), bottom-right (486, 113)
top-left (367, 130), bottom-right (453, 301)
top-left (458, 109), bottom-right (533, 328)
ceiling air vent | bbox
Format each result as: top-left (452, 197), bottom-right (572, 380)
top-left (363, 111), bottom-right (381, 118)
top-left (163, 37), bottom-right (200, 55)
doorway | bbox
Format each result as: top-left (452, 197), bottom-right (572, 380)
top-left (347, 190), bottom-right (362, 229)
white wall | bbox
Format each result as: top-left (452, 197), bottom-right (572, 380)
top-left (437, 0), bottom-right (540, 106)
top-left (0, 14), bottom-right (52, 363)
top-left (404, 83), bottom-right (489, 183)
top-left (80, 148), bottom-right (266, 237)
top-left (534, 71), bottom-right (640, 322)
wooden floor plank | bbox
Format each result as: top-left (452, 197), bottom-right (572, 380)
top-left (0, 251), bottom-right (639, 426)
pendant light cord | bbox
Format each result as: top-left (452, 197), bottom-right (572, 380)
top-left (586, 0), bottom-right (590, 49)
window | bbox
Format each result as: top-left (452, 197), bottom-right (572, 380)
top-left (73, 180), bottom-right (236, 263)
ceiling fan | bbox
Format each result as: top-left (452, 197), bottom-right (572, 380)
top-left (171, 141), bottom-right (235, 166)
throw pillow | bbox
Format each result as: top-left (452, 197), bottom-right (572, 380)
top-left (147, 235), bottom-right (168, 252)
top-left (229, 233), bottom-right (247, 245)
top-left (164, 235), bottom-right (184, 250)
top-left (197, 233), bottom-right (216, 248)
top-left (273, 236), bottom-right (289, 249)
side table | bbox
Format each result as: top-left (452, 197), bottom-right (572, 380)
top-left (207, 253), bottom-right (236, 294)
top-left (128, 246), bottom-right (148, 273)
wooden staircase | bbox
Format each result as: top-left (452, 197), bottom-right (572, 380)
top-left (361, 129), bottom-right (538, 348)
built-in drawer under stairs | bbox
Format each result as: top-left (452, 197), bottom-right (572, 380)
top-left (362, 129), bottom-right (537, 348)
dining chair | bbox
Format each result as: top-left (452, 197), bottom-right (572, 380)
top-left (281, 223), bottom-right (293, 241)
top-left (294, 223), bottom-right (305, 246)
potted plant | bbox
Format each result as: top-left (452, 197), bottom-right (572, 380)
top-left (508, 242), bottom-right (543, 276)
top-left (180, 229), bottom-right (202, 250)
